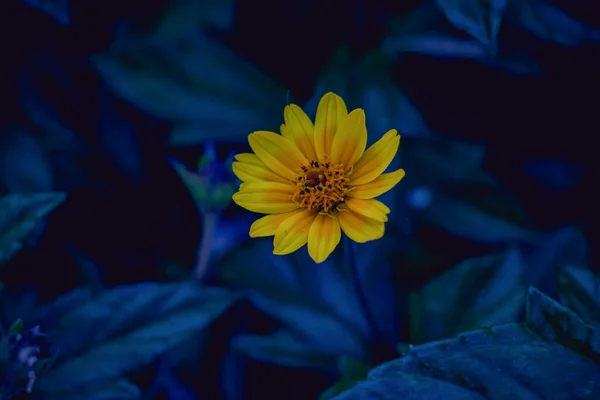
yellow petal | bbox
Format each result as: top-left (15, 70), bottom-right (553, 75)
top-left (248, 131), bottom-right (307, 180)
top-left (250, 209), bottom-right (305, 237)
top-left (307, 213), bottom-right (341, 263)
top-left (273, 209), bottom-right (317, 255)
top-left (348, 169), bottom-right (406, 199)
top-left (284, 104), bottom-right (318, 160)
top-left (313, 92), bottom-right (348, 160)
top-left (345, 198), bottom-right (390, 222)
top-left (235, 153), bottom-right (262, 165)
top-left (350, 130), bottom-right (400, 186)
top-left (233, 182), bottom-right (297, 214)
top-left (232, 161), bottom-right (289, 184)
top-left (330, 109), bottom-right (367, 168)
top-left (337, 207), bottom-right (385, 243)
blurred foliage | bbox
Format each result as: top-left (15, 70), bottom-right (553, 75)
top-left (1, 0), bottom-right (599, 398)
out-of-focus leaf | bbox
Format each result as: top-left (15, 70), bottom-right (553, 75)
top-left (306, 49), bottom-right (430, 140)
top-left (156, 0), bottom-right (235, 34)
top-left (0, 131), bottom-right (54, 193)
top-left (33, 287), bottom-right (93, 329)
top-left (319, 356), bottom-right (371, 400)
top-left (382, 34), bottom-right (542, 75)
top-left (217, 240), bottom-right (370, 369)
top-left (523, 226), bottom-right (588, 297)
top-left (0, 192), bottom-right (66, 266)
top-left (507, 0), bottom-right (600, 46)
top-left (436, 0), bottom-right (509, 54)
top-left (33, 379), bottom-right (141, 400)
top-left (32, 379), bottom-right (142, 400)
top-left (383, 4), bottom-right (542, 75)
top-left (522, 159), bottom-right (584, 191)
top-left (411, 247), bottom-right (526, 343)
top-left (22, 0), bottom-right (69, 25)
top-left (402, 137), bottom-right (493, 187)
top-left (35, 282), bottom-right (238, 393)
top-left (99, 92), bottom-right (144, 183)
top-left (232, 330), bottom-right (336, 370)
top-left (93, 33), bottom-right (286, 145)
top-left (559, 266), bottom-right (600, 327)
top-left (332, 287), bottom-right (600, 399)
top-left (420, 192), bottom-right (538, 244)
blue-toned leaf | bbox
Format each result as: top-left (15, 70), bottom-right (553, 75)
top-left (33, 287), bottom-right (93, 329)
top-left (558, 266), bottom-right (600, 327)
top-left (232, 330), bottom-right (335, 370)
top-left (436, 0), bottom-right (508, 54)
top-left (35, 283), bottom-right (238, 392)
top-left (507, 0), bottom-right (600, 46)
top-left (33, 379), bottom-right (141, 400)
top-left (523, 226), bottom-right (588, 297)
top-left (22, 0), bottom-right (69, 25)
top-left (332, 287), bottom-right (600, 399)
top-left (99, 91), bottom-right (144, 183)
top-left (381, 34), bottom-right (542, 75)
top-left (0, 192), bottom-right (66, 266)
top-left (156, 0), bottom-right (235, 33)
top-left (411, 247), bottom-right (526, 343)
top-left (305, 50), bottom-right (430, 140)
top-left (420, 192), bottom-right (538, 244)
top-left (93, 33), bottom-right (286, 145)
top-left (319, 356), bottom-right (371, 400)
top-left (522, 159), bottom-right (584, 191)
top-left (218, 240), bottom-right (369, 368)
top-left (0, 132), bottom-right (53, 193)
top-left (401, 137), bottom-right (493, 187)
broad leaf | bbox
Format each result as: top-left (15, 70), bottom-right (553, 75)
top-left (507, 0), bottom-right (600, 46)
top-left (22, 0), bottom-right (69, 25)
top-left (319, 356), bottom-right (371, 400)
top-left (420, 192), bottom-right (538, 244)
top-left (558, 266), bottom-right (600, 327)
top-left (156, 0), bottom-right (235, 34)
top-left (93, 33), bottom-right (286, 145)
top-left (332, 287), bottom-right (600, 399)
top-left (217, 240), bottom-right (372, 369)
top-left (436, 0), bottom-right (509, 54)
top-left (34, 282), bottom-right (238, 393)
top-left (32, 379), bottom-right (141, 400)
top-left (0, 131), bottom-right (53, 193)
top-left (0, 192), bottom-right (66, 266)
top-left (411, 247), bottom-right (526, 343)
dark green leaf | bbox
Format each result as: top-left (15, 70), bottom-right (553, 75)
top-left (558, 266), bottom-right (600, 327)
top-left (33, 287), bottom-right (93, 328)
top-left (33, 379), bottom-right (141, 400)
top-left (332, 287), bottom-right (600, 399)
top-left (436, 0), bottom-right (508, 54)
top-left (93, 33), bottom-right (286, 145)
top-left (507, 0), bottom-right (600, 46)
top-left (7, 318), bottom-right (24, 335)
top-left (35, 283), bottom-right (238, 393)
top-left (0, 192), bottom-right (66, 266)
top-left (420, 193), bottom-right (538, 244)
top-left (411, 247), bottom-right (526, 343)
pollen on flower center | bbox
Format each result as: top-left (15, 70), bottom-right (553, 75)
top-left (291, 157), bottom-right (349, 214)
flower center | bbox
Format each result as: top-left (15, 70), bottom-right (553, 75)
top-left (291, 157), bottom-right (349, 214)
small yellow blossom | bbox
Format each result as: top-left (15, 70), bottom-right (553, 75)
top-left (232, 92), bottom-right (405, 263)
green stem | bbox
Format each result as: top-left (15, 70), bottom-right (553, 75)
top-left (344, 236), bottom-right (378, 341)
top-left (194, 212), bottom-right (219, 280)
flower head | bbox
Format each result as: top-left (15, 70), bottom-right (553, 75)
top-left (232, 92), bottom-right (405, 263)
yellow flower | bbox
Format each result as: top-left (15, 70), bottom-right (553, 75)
top-left (232, 92), bottom-right (405, 264)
